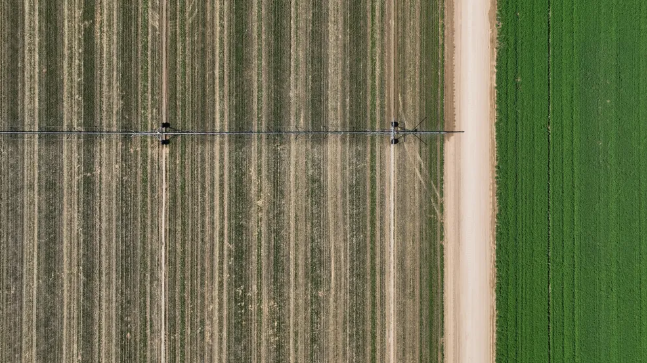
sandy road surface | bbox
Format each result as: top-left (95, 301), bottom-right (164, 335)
top-left (444, 0), bottom-right (497, 362)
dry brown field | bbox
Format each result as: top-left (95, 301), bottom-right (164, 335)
top-left (0, 0), bottom-right (444, 362)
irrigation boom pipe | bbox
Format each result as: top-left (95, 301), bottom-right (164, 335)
top-left (0, 129), bottom-right (463, 136)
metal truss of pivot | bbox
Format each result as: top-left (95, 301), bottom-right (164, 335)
top-left (0, 122), bottom-right (464, 145)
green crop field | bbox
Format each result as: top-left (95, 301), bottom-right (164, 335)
top-left (496, 0), bottom-right (647, 362)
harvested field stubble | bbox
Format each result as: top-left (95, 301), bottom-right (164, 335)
top-left (1, 0), bottom-right (445, 361)
top-left (165, 0), bottom-right (444, 361)
top-left (0, 1), bottom-right (163, 361)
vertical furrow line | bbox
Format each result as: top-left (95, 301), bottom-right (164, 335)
top-left (435, 0), bottom-right (444, 358)
top-left (145, 0), bottom-right (156, 360)
top-left (167, 0), bottom-right (178, 353)
top-left (373, 1), bottom-right (385, 359)
top-left (21, 0), bottom-right (39, 360)
top-left (211, 0), bottom-right (223, 360)
top-left (363, 1), bottom-right (372, 360)
top-left (61, 2), bottom-right (82, 361)
top-left (324, 0), bottom-right (345, 360)
top-left (288, 0), bottom-right (297, 360)
top-left (387, 0), bottom-right (397, 361)
top-left (290, 0), bottom-right (300, 358)
top-left (72, 1), bottom-right (82, 358)
top-left (260, 0), bottom-right (270, 360)
top-left (61, 5), bottom-right (71, 359)
top-left (398, 1), bottom-right (424, 359)
top-left (364, 1), bottom-right (375, 360)
top-left (0, 1), bottom-right (26, 360)
top-left (389, 143), bottom-right (396, 363)
top-left (341, 2), bottom-right (350, 360)
top-left (132, 3), bottom-right (145, 359)
top-left (179, 1), bottom-right (193, 350)
top-left (418, 0), bottom-right (428, 360)
top-left (250, 0), bottom-right (261, 361)
top-left (195, 5), bottom-right (209, 358)
top-left (416, 1), bottom-right (424, 358)
top-left (295, 2), bottom-right (310, 361)
top-left (307, 1), bottom-right (326, 360)
top-left (221, 0), bottom-right (231, 359)
top-left (97, 1), bottom-right (107, 358)
top-left (203, 6), bottom-right (214, 360)
top-left (111, 2), bottom-right (120, 360)
top-left (547, 0), bottom-right (552, 361)
top-left (286, 0), bottom-right (309, 360)
top-left (641, 1), bottom-right (647, 360)
top-left (98, 2), bottom-right (107, 357)
top-left (159, 0), bottom-right (168, 359)
top-left (98, 1), bottom-right (119, 360)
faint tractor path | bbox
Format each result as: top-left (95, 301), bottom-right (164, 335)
top-left (159, 147), bottom-right (168, 363)
top-left (444, 0), bottom-right (497, 362)
top-left (389, 145), bottom-right (397, 363)
top-left (160, 0), bottom-right (168, 360)
top-left (386, 0), bottom-right (397, 362)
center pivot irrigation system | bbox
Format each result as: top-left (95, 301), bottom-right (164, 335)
top-left (0, 118), bottom-right (463, 145)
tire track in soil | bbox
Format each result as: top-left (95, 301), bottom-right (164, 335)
top-left (160, 0), bottom-right (168, 360)
top-left (306, 2), bottom-right (327, 361)
top-left (363, 3), bottom-right (375, 361)
top-left (386, 0), bottom-right (398, 361)
top-left (288, 4), bottom-right (298, 361)
top-left (324, 0), bottom-right (346, 361)
top-left (292, 2), bottom-right (310, 361)
top-left (21, 1), bottom-right (40, 360)
top-left (210, 1), bottom-right (225, 360)
top-left (159, 146), bottom-right (168, 363)
top-left (61, 3), bottom-right (82, 360)
top-left (221, 1), bottom-right (231, 358)
top-left (147, 2), bottom-right (163, 360)
top-left (396, 2), bottom-right (424, 359)
top-left (194, 6), bottom-right (216, 359)
top-left (249, 1), bottom-right (261, 362)
top-left (100, 3), bottom-right (120, 360)
top-left (389, 146), bottom-right (397, 363)
top-left (372, 2), bottom-right (386, 359)
top-left (259, 1), bottom-right (271, 361)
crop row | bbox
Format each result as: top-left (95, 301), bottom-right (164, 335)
top-left (496, 0), bottom-right (647, 362)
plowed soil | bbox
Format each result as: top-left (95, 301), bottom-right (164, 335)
top-left (0, 1), bottom-right (445, 361)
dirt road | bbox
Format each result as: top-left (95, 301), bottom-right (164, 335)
top-left (444, 0), bottom-right (497, 362)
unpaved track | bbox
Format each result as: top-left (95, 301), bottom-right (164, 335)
top-left (159, 146), bottom-right (167, 363)
top-left (160, 0), bottom-right (168, 360)
top-left (386, 0), bottom-right (397, 362)
top-left (388, 146), bottom-right (397, 363)
top-left (444, 0), bottom-right (497, 362)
